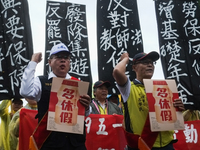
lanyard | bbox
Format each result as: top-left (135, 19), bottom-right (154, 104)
top-left (93, 100), bottom-right (108, 115)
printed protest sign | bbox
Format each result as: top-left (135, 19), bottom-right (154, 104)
top-left (143, 79), bottom-right (184, 132)
top-left (47, 77), bottom-right (89, 134)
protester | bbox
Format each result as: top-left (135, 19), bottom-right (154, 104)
top-left (107, 93), bottom-right (123, 110)
top-left (183, 109), bottom-right (200, 121)
top-left (90, 81), bottom-right (122, 115)
top-left (0, 98), bottom-right (23, 150)
top-left (9, 98), bottom-right (37, 150)
top-left (113, 52), bottom-right (185, 150)
top-left (20, 43), bottom-right (91, 150)
top-left (107, 93), bottom-right (119, 105)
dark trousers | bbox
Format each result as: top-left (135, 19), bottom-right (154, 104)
top-left (151, 143), bottom-right (174, 150)
top-left (128, 142), bottom-right (174, 150)
top-left (41, 132), bottom-right (86, 150)
top-left (41, 138), bottom-right (86, 150)
top-left (41, 145), bottom-right (86, 150)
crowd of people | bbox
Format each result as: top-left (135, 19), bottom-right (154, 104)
top-left (0, 42), bottom-right (190, 150)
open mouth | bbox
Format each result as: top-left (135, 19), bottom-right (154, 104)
top-left (60, 65), bottom-right (65, 69)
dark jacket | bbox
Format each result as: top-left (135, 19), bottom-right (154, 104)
top-left (37, 76), bottom-right (86, 150)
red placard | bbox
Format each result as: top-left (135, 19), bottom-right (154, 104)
top-left (174, 120), bottom-right (200, 150)
top-left (85, 114), bottom-right (127, 150)
top-left (19, 109), bottom-right (38, 150)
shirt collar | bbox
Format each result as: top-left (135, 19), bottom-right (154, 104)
top-left (48, 72), bottom-right (71, 79)
top-left (134, 78), bottom-right (143, 85)
top-left (95, 99), bottom-right (107, 108)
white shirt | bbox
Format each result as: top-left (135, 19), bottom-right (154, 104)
top-left (20, 61), bottom-right (71, 102)
top-left (117, 78), bottom-right (144, 103)
top-left (116, 78), bottom-right (131, 103)
top-left (20, 61), bottom-right (90, 116)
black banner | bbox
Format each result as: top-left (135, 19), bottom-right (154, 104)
top-left (0, 0), bottom-right (33, 100)
top-left (97, 0), bottom-right (143, 94)
top-left (45, 2), bottom-right (93, 97)
top-left (155, 0), bottom-right (200, 109)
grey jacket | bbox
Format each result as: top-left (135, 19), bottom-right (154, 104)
top-left (90, 99), bottom-right (122, 115)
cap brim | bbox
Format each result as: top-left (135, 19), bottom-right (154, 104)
top-left (108, 93), bottom-right (118, 98)
top-left (49, 50), bottom-right (71, 59)
top-left (138, 51), bottom-right (159, 62)
top-left (100, 81), bottom-right (111, 88)
top-left (51, 50), bottom-right (71, 55)
top-left (12, 100), bottom-right (23, 104)
top-left (95, 81), bottom-right (111, 88)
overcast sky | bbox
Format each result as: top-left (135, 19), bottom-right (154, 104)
top-left (27, 0), bottom-right (165, 82)
top-left (0, 0), bottom-right (166, 120)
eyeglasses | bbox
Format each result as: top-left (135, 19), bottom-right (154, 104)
top-left (135, 60), bottom-right (156, 65)
top-left (53, 54), bottom-right (70, 60)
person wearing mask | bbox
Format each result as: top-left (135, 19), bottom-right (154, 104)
top-left (90, 81), bottom-right (122, 115)
top-left (113, 51), bottom-right (185, 150)
top-left (20, 43), bottom-right (91, 150)
top-left (0, 98), bottom-right (23, 150)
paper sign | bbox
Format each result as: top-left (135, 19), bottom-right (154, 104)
top-left (143, 79), bottom-right (184, 132)
top-left (47, 77), bottom-right (89, 134)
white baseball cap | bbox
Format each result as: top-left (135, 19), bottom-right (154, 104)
top-left (49, 43), bottom-right (71, 57)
